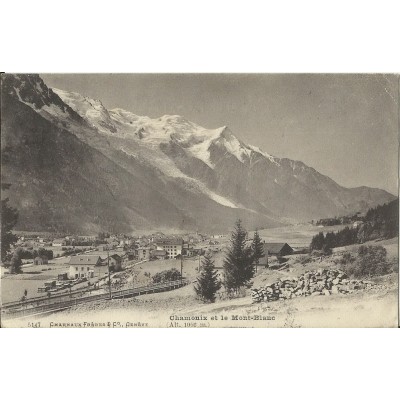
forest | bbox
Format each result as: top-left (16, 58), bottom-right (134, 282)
top-left (310, 199), bottom-right (398, 252)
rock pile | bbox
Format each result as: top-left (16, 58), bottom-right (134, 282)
top-left (251, 269), bottom-right (376, 303)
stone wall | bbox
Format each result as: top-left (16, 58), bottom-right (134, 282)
top-left (251, 269), bottom-right (378, 303)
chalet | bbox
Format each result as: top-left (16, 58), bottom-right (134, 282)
top-left (155, 238), bottom-right (183, 258)
top-left (258, 243), bottom-right (294, 267)
top-left (68, 255), bottom-right (101, 279)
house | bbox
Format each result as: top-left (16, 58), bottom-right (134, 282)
top-left (34, 256), bottom-right (48, 265)
top-left (119, 239), bottom-right (133, 246)
top-left (151, 249), bottom-right (167, 260)
top-left (125, 251), bottom-right (136, 261)
top-left (353, 221), bottom-right (363, 228)
top-left (107, 254), bottom-right (122, 272)
top-left (155, 238), bottom-right (183, 258)
top-left (68, 255), bottom-right (102, 279)
top-left (105, 238), bottom-right (119, 247)
top-left (212, 234), bottom-right (227, 239)
top-left (258, 243), bottom-right (294, 267)
top-left (137, 247), bottom-right (151, 261)
top-left (182, 243), bottom-right (195, 257)
top-left (52, 239), bottom-right (66, 247)
top-left (192, 247), bottom-right (205, 256)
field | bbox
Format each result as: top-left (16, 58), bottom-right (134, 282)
top-left (1, 257), bottom-right (71, 303)
top-left (1, 254), bottom-right (111, 304)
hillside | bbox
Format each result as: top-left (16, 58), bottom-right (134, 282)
top-left (1, 74), bottom-right (396, 234)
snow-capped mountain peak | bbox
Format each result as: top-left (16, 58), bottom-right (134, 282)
top-left (53, 88), bottom-right (117, 133)
top-left (3, 73), bottom-right (395, 234)
top-left (53, 87), bottom-right (283, 169)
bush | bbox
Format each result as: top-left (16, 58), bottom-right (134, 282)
top-left (344, 245), bottom-right (390, 278)
top-left (322, 245), bottom-right (332, 256)
top-left (339, 252), bottom-right (356, 265)
top-left (152, 268), bottom-right (181, 284)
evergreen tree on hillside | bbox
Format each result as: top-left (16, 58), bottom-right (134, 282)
top-left (223, 220), bottom-right (254, 293)
top-left (310, 232), bottom-right (325, 251)
top-left (251, 230), bottom-right (264, 272)
top-left (195, 252), bottom-right (221, 303)
top-left (1, 183), bottom-right (19, 262)
top-left (324, 231), bottom-right (336, 249)
top-left (364, 199), bottom-right (398, 240)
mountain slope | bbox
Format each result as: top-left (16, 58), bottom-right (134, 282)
top-left (1, 89), bottom-right (203, 233)
top-left (1, 75), bottom-right (282, 233)
top-left (54, 85), bottom-right (394, 221)
top-left (1, 74), bottom-right (395, 234)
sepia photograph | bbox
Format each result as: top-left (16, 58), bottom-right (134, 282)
top-left (1, 73), bottom-right (398, 328)
top-left (2, 4), bottom-right (400, 400)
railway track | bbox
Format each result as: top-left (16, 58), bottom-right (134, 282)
top-left (1, 279), bottom-right (190, 320)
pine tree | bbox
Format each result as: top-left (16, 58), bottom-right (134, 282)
top-left (223, 220), bottom-right (254, 294)
top-left (1, 183), bottom-right (18, 262)
top-left (195, 252), bottom-right (221, 303)
top-left (10, 247), bottom-right (23, 274)
top-left (251, 230), bottom-right (264, 272)
top-left (310, 232), bottom-right (325, 251)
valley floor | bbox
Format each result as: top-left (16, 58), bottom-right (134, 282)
top-left (2, 237), bottom-right (398, 328)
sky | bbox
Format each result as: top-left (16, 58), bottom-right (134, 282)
top-left (42, 74), bottom-right (399, 195)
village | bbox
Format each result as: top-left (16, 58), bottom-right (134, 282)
top-left (0, 227), bottom-right (299, 306)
